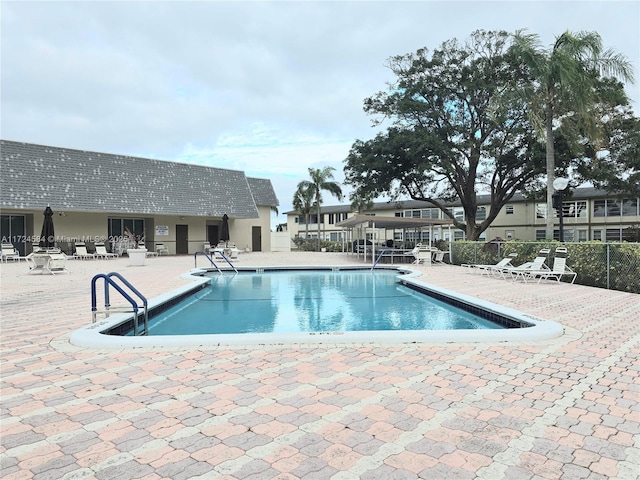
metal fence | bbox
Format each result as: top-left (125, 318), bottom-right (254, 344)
top-left (449, 241), bottom-right (640, 294)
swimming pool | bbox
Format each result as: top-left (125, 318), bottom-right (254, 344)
top-left (70, 266), bottom-right (564, 348)
top-left (135, 269), bottom-right (502, 335)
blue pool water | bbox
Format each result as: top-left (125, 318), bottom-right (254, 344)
top-left (144, 269), bottom-right (503, 336)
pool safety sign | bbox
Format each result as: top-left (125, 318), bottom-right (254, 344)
top-left (156, 225), bottom-right (169, 236)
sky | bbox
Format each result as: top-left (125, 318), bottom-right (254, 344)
top-left (2, 1), bottom-right (639, 228)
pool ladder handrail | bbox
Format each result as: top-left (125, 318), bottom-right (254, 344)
top-left (372, 248), bottom-right (394, 270)
top-left (194, 250), bottom-right (238, 273)
top-left (91, 272), bottom-right (149, 336)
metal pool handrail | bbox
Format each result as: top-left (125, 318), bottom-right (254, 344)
top-left (194, 250), bottom-right (238, 273)
top-left (91, 272), bottom-right (148, 336)
top-left (372, 248), bottom-right (396, 270)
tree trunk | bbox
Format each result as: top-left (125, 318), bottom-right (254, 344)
top-left (545, 105), bottom-right (555, 240)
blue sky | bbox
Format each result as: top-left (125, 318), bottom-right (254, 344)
top-left (2, 1), bottom-right (638, 227)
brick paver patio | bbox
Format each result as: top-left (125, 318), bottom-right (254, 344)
top-left (1, 252), bottom-right (638, 479)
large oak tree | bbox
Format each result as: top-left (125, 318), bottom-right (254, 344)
top-left (344, 30), bottom-right (546, 240)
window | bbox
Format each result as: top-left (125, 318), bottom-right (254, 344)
top-left (593, 200), bottom-right (606, 217)
top-left (536, 204), bottom-right (547, 219)
top-left (622, 198), bottom-right (639, 216)
top-left (476, 206), bottom-right (486, 221)
top-left (327, 213), bottom-right (349, 224)
top-left (562, 201), bottom-right (587, 218)
top-left (108, 218), bottom-right (145, 239)
top-left (453, 207), bottom-right (464, 222)
top-left (535, 229), bottom-right (546, 240)
top-left (606, 199), bottom-right (621, 217)
top-left (606, 228), bottom-right (623, 241)
top-left (556, 229), bottom-right (574, 241)
top-left (593, 198), bottom-right (636, 217)
top-left (593, 230), bottom-right (602, 241)
top-left (505, 205), bottom-right (514, 215)
top-left (578, 230), bottom-right (587, 242)
top-left (403, 208), bottom-right (439, 219)
top-left (422, 208), bottom-right (440, 219)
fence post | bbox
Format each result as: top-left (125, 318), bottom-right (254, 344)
top-left (606, 243), bottom-right (611, 290)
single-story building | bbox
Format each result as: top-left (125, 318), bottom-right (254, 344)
top-left (1, 140), bottom-right (279, 256)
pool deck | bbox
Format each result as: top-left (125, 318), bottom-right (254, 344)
top-left (1, 252), bottom-right (638, 479)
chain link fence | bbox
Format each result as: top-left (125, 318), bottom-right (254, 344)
top-left (449, 241), bottom-right (640, 294)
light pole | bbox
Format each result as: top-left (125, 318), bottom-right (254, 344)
top-left (552, 177), bottom-right (569, 242)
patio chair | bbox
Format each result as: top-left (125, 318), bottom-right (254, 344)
top-left (1, 243), bottom-right (20, 262)
top-left (462, 253), bottom-right (518, 275)
top-left (412, 244), bottom-right (435, 265)
top-left (432, 250), bottom-right (447, 265)
top-left (155, 243), bottom-right (169, 255)
top-left (505, 248), bottom-right (551, 281)
top-left (212, 241), bottom-right (227, 259)
top-left (45, 252), bottom-right (69, 274)
top-left (72, 242), bottom-right (95, 260)
top-left (520, 247), bottom-right (577, 284)
top-left (94, 242), bottom-right (118, 259)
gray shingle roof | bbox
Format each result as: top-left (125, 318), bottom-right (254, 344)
top-left (1, 140), bottom-right (278, 218)
top-left (247, 177), bottom-right (279, 208)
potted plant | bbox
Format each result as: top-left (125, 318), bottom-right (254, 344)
top-left (124, 227), bottom-right (147, 266)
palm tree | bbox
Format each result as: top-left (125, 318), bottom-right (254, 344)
top-left (350, 191), bottom-right (374, 214)
top-left (292, 183), bottom-right (315, 244)
top-left (511, 30), bottom-right (634, 239)
top-left (297, 167), bottom-right (343, 251)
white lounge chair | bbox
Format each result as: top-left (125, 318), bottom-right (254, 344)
top-left (95, 242), bottom-right (118, 259)
top-left (212, 241), bottom-right (227, 259)
top-left (155, 243), bottom-right (169, 255)
top-left (520, 247), bottom-right (577, 284)
top-left (45, 252), bottom-right (69, 274)
top-left (432, 250), bottom-right (447, 264)
top-left (1, 243), bottom-right (20, 262)
top-left (26, 248), bottom-right (68, 274)
top-left (462, 253), bottom-right (517, 275)
top-left (72, 242), bottom-right (95, 260)
top-left (506, 248), bottom-right (551, 281)
top-left (226, 242), bottom-right (240, 260)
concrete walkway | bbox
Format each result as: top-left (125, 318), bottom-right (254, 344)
top-left (1, 252), bottom-right (638, 479)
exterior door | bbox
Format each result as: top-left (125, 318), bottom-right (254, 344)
top-left (0, 214), bottom-right (26, 256)
top-left (176, 224), bottom-right (189, 254)
top-left (252, 226), bottom-right (262, 252)
top-left (207, 225), bottom-right (219, 246)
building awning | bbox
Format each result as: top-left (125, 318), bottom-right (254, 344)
top-left (336, 215), bottom-right (453, 230)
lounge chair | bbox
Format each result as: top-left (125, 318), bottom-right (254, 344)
top-left (155, 243), bottom-right (169, 255)
top-left (505, 248), bottom-right (551, 281)
top-left (137, 242), bottom-right (158, 257)
top-left (520, 247), bottom-right (577, 284)
top-left (212, 241), bottom-right (227, 259)
top-left (72, 242), bottom-right (95, 260)
top-left (45, 252), bottom-right (69, 274)
top-left (94, 242), bottom-right (118, 259)
top-left (432, 250), bottom-right (447, 264)
top-left (1, 243), bottom-right (20, 262)
top-left (462, 253), bottom-right (518, 275)
top-left (226, 242), bottom-right (240, 260)
top-left (26, 248), bottom-right (68, 274)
